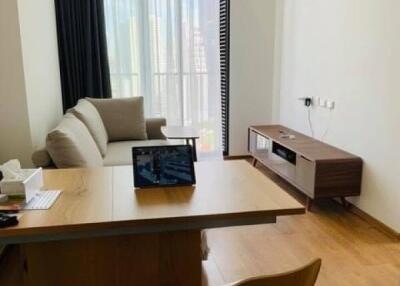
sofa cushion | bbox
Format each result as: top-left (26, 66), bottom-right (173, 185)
top-left (46, 114), bottom-right (103, 168)
top-left (103, 140), bottom-right (172, 166)
top-left (87, 97), bottom-right (148, 142)
top-left (68, 99), bottom-right (108, 156)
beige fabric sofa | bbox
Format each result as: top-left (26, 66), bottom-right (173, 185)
top-left (32, 97), bottom-right (170, 168)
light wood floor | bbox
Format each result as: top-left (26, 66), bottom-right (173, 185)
top-left (203, 161), bottom-right (400, 286)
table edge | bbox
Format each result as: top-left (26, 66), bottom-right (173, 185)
top-left (0, 207), bottom-right (305, 244)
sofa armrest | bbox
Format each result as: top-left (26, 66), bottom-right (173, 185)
top-left (32, 148), bottom-right (53, 168)
top-left (146, 118), bottom-right (167, 139)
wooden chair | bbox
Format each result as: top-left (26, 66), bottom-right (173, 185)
top-left (226, 258), bottom-right (322, 286)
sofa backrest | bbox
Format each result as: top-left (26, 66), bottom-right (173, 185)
top-left (68, 99), bottom-right (108, 156)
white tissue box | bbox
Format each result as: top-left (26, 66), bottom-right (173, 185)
top-left (0, 168), bottom-right (43, 201)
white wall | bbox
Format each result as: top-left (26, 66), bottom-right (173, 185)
top-left (229, 0), bottom-right (277, 155)
top-left (0, 0), bottom-right (33, 166)
top-left (279, 0), bottom-right (400, 232)
top-left (18, 0), bottom-right (63, 151)
top-left (0, 0), bottom-right (63, 166)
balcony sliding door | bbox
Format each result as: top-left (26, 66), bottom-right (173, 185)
top-left (104, 0), bottom-right (222, 158)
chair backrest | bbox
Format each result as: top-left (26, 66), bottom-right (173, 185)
top-left (228, 258), bottom-right (322, 286)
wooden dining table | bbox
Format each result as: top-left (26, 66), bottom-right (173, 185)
top-left (0, 160), bottom-right (305, 286)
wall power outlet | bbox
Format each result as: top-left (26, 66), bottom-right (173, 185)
top-left (313, 97), bottom-right (335, 110)
top-left (318, 98), bottom-right (326, 107)
top-left (326, 100), bottom-right (335, 110)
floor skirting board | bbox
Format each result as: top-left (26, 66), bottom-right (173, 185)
top-left (347, 202), bottom-right (400, 240)
top-left (242, 157), bottom-right (400, 241)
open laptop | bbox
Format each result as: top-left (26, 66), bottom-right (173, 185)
top-left (132, 145), bottom-right (196, 188)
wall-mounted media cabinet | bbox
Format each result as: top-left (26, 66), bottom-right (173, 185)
top-left (248, 125), bottom-right (363, 210)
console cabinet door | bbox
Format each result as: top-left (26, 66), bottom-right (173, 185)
top-left (295, 155), bottom-right (316, 198)
top-left (248, 130), bottom-right (257, 154)
top-left (249, 130), bottom-right (270, 160)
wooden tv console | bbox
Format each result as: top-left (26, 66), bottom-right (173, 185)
top-left (248, 125), bottom-right (363, 210)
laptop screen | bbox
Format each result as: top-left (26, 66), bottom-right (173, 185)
top-left (132, 145), bottom-right (196, 188)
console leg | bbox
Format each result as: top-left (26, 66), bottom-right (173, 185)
top-left (340, 197), bottom-right (349, 209)
top-left (306, 197), bottom-right (313, 212)
top-left (252, 158), bottom-right (258, 167)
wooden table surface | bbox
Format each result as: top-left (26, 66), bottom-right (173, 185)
top-left (161, 126), bottom-right (200, 139)
top-left (0, 160), bottom-right (305, 243)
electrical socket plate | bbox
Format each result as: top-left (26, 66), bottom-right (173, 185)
top-left (319, 98), bottom-right (327, 107)
top-left (326, 100), bottom-right (335, 110)
top-left (313, 97), bottom-right (319, 106)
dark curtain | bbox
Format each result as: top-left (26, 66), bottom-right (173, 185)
top-left (55, 0), bottom-right (112, 112)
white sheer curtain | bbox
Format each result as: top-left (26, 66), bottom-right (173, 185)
top-left (104, 0), bottom-right (222, 159)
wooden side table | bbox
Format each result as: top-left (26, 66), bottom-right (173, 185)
top-left (161, 126), bottom-right (200, 161)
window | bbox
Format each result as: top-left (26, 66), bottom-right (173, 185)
top-left (104, 0), bottom-right (223, 158)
